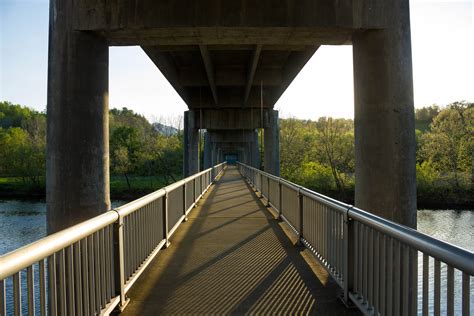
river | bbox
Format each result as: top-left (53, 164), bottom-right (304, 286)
top-left (0, 200), bottom-right (473, 314)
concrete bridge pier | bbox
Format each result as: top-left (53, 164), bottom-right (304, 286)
top-left (46, 0), bottom-right (110, 234)
top-left (353, 1), bottom-right (416, 229)
top-left (183, 110), bottom-right (199, 177)
top-left (353, 2), bottom-right (417, 312)
top-left (264, 110), bottom-right (280, 176)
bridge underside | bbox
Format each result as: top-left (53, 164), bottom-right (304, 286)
top-left (122, 167), bottom-right (360, 315)
top-left (47, 0), bottom-right (416, 241)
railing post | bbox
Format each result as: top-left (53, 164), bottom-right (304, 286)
top-left (343, 208), bottom-right (355, 306)
top-left (113, 215), bottom-right (129, 311)
top-left (163, 191), bottom-right (170, 248)
top-left (266, 177), bottom-right (270, 207)
top-left (278, 179), bottom-right (283, 221)
top-left (183, 181), bottom-right (188, 222)
top-left (193, 178), bottom-right (196, 207)
top-left (297, 188), bottom-right (304, 246)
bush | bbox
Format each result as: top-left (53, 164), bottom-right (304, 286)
top-left (297, 162), bottom-right (335, 191)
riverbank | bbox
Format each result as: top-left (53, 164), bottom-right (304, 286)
top-left (0, 176), bottom-right (175, 201)
top-left (1, 177), bottom-right (472, 209)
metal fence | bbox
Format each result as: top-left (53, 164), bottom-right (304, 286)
top-left (0, 162), bottom-right (226, 316)
top-left (237, 162), bottom-right (473, 316)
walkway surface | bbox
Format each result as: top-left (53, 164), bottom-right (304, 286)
top-left (123, 166), bottom-right (360, 315)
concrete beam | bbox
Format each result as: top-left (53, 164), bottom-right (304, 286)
top-left (243, 45), bottom-right (262, 106)
top-left (272, 46), bottom-right (319, 104)
top-left (73, 1), bottom-right (386, 32)
top-left (178, 66), bottom-right (282, 87)
top-left (199, 45), bottom-right (218, 105)
top-left (142, 46), bottom-right (190, 104)
top-left (47, 0), bottom-right (110, 234)
top-left (195, 109), bottom-right (271, 130)
top-left (101, 27), bottom-right (353, 46)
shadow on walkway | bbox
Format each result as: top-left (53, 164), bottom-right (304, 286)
top-left (123, 166), bottom-right (361, 315)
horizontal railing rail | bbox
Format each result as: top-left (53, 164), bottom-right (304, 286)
top-left (237, 162), bottom-right (473, 316)
top-left (0, 162), bottom-right (226, 316)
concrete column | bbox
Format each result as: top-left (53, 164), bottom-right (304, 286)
top-left (203, 132), bottom-right (212, 169)
top-left (352, 0), bottom-right (416, 228)
top-left (184, 111), bottom-right (199, 177)
top-left (264, 110), bottom-right (280, 176)
top-left (47, 0), bottom-right (110, 234)
top-left (251, 129), bottom-right (260, 168)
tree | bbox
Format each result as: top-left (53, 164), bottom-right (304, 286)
top-left (312, 117), bottom-right (354, 193)
top-left (419, 101), bottom-right (473, 189)
top-left (280, 118), bottom-right (309, 180)
top-left (110, 126), bottom-right (143, 189)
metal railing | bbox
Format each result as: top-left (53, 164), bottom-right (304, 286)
top-left (237, 162), bottom-right (473, 316)
top-left (0, 162), bottom-right (226, 316)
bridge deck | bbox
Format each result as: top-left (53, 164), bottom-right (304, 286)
top-left (123, 166), bottom-right (360, 315)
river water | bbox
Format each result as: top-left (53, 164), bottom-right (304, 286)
top-left (0, 200), bottom-right (473, 313)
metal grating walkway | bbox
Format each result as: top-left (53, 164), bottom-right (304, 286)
top-left (122, 166), bottom-right (360, 315)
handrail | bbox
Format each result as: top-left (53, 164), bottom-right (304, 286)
top-left (237, 161), bottom-right (473, 315)
top-left (0, 211), bottom-right (118, 280)
top-left (0, 161), bottom-right (227, 315)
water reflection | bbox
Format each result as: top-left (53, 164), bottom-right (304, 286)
top-left (0, 200), bottom-right (126, 256)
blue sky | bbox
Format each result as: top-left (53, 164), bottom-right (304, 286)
top-left (1, 0), bottom-right (473, 120)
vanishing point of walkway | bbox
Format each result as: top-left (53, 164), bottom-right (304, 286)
top-left (123, 167), bottom-right (360, 315)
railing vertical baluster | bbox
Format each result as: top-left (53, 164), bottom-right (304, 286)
top-left (66, 246), bottom-right (75, 316)
top-left (58, 249), bottom-right (67, 315)
top-left (100, 229), bottom-right (107, 308)
top-left (393, 241), bottom-right (400, 316)
top-left (386, 237), bottom-right (393, 316)
top-left (422, 254), bottom-right (429, 316)
top-left (368, 227), bottom-right (373, 310)
top-left (402, 245), bottom-right (410, 316)
top-left (73, 242), bottom-right (82, 316)
top-left (87, 235), bottom-right (95, 316)
top-left (27, 265), bottom-right (35, 315)
top-left (94, 233), bottom-right (101, 313)
top-left (434, 259), bottom-right (441, 316)
top-left (447, 265), bottom-right (454, 316)
top-left (39, 260), bottom-right (46, 316)
top-left (374, 231), bottom-right (380, 315)
top-left (13, 272), bottom-right (21, 316)
top-left (0, 279), bottom-right (5, 316)
top-left (353, 221), bottom-right (359, 295)
top-left (48, 254), bottom-right (58, 316)
top-left (380, 234), bottom-right (386, 314)
top-left (462, 272), bottom-right (470, 316)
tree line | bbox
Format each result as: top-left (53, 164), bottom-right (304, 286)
top-left (1, 100), bottom-right (472, 207)
top-left (0, 102), bottom-right (183, 195)
top-left (280, 101), bottom-right (473, 207)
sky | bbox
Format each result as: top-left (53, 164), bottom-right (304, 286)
top-left (1, 0), bottom-right (473, 121)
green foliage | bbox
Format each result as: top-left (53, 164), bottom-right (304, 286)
top-left (297, 162), bottom-right (335, 191)
top-left (415, 105), bottom-right (441, 132)
top-left (0, 102), bottom-right (46, 185)
top-left (418, 101), bottom-right (473, 189)
top-left (280, 117), bottom-right (354, 194)
top-left (0, 103), bottom-right (183, 194)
